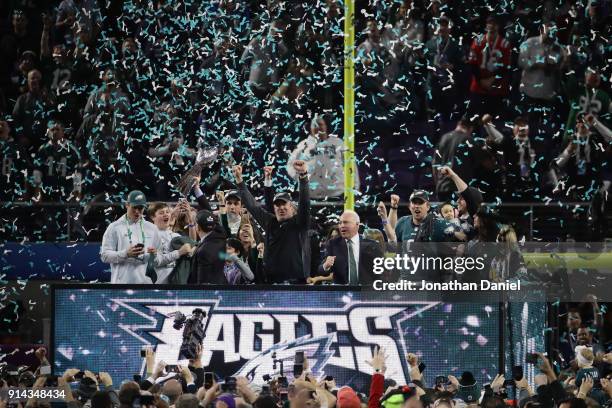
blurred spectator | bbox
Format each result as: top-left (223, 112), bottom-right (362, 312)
top-left (91, 390), bottom-right (113, 408)
top-left (553, 113), bottom-right (612, 201)
top-left (382, 2), bottom-right (424, 49)
top-left (83, 69), bottom-right (130, 118)
top-left (6, 50), bottom-right (38, 104)
top-left (287, 115), bottom-right (357, 199)
top-left (425, 16), bottom-right (465, 121)
top-left (77, 91), bottom-right (129, 197)
top-left (564, 67), bottom-right (612, 140)
top-left (41, 43), bottom-right (94, 130)
top-left (55, 0), bottom-right (102, 43)
top-left (147, 104), bottom-right (195, 199)
top-left (518, 23), bottom-right (565, 124)
top-left (432, 117), bottom-right (477, 201)
top-left (483, 115), bottom-right (540, 201)
top-left (12, 69), bottom-right (53, 151)
top-left (240, 19), bottom-right (290, 101)
top-left (0, 10), bottom-right (41, 92)
top-left (467, 15), bottom-right (511, 117)
top-left (0, 119), bottom-right (28, 201)
top-left (31, 119), bottom-right (82, 202)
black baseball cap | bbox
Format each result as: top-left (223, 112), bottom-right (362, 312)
top-left (457, 372), bottom-right (480, 403)
top-left (225, 190), bottom-right (241, 201)
top-left (273, 192), bottom-right (292, 205)
top-left (409, 190), bottom-right (430, 203)
top-left (458, 187), bottom-right (483, 203)
top-left (196, 210), bottom-right (217, 228)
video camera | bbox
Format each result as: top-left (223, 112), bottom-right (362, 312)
top-left (172, 308), bottom-right (207, 360)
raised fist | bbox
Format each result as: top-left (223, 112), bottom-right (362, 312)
top-left (232, 165), bottom-right (243, 183)
top-left (264, 166), bottom-right (274, 180)
top-left (390, 194), bottom-right (400, 208)
top-left (293, 160), bottom-right (307, 176)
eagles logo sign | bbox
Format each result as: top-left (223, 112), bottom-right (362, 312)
top-left (53, 287), bottom-right (538, 392)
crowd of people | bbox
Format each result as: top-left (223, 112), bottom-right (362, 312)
top-left (2, 311), bottom-right (612, 408)
top-left (0, 0), bottom-right (610, 209)
top-left (100, 159), bottom-right (522, 285)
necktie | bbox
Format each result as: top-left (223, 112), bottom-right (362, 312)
top-left (347, 239), bottom-right (358, 285)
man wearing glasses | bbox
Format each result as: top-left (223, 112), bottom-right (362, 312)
top-left (100, 190), bottom-right (191, 283)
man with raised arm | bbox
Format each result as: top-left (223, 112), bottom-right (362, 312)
top-left (232, 161), bottom-right (310, 283)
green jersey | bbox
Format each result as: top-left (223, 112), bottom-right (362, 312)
top-left (395, 214), bottom-right (452, 242)
top-left (564, 75), bottom-right (612, 140)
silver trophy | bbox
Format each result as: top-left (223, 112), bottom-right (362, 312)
top-left (176, 145), bottom-right (220, 196)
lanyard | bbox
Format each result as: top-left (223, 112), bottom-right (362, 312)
top-left (125, 215), bottom-right (145, 245)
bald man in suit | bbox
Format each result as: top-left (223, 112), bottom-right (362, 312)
top-left (316, 211), bottom-right (384, 285)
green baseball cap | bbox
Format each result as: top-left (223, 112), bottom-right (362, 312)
top-left (126, 190), bottom-right (147, 206)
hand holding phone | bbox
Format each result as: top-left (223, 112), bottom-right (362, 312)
top-left (293, 351), bottom-right (305, 377)
top-left (512, 365), bottom-right (524, 381)
top-left (128, 243), bottom-right (145, 257)
top-left (165, 365), bottom-right (179, 373)
top-left (204, 372), bottom-right (214, 389)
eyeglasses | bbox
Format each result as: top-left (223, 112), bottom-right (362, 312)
top-left (133, 206), bottom-right (145, 211)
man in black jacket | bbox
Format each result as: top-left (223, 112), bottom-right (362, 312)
top-left (433, 117), bottom-right (477, 201)
top-left (190, 209), bottom-right (227, 284)
top-left (318, 210), bottom-right (384, 285)
top-left (232, 161), bottom-right (310, 283)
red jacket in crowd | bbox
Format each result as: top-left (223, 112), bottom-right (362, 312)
top-left (468, 33), bottom-right (512, 96)
top-left (368, 373), bottom-right (385, 408)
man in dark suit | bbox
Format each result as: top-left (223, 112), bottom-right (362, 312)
top-left (317, 210), bottom-right (384, 285)
top-left (189, 209), bottom-right (227, 284)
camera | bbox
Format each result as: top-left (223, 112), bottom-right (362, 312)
top-left (172, 308), bottom-right (207, 360)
